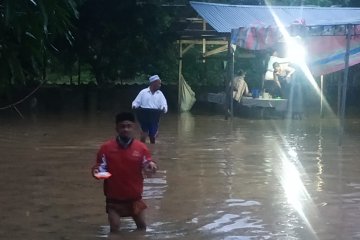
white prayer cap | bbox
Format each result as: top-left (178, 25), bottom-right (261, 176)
top-left (149, 75), bottom-right (160, 83)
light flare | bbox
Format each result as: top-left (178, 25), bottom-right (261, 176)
top-left (265, 1), bottom-right (337, 119)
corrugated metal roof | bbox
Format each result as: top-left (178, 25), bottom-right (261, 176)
top-left (190, 1), bottom-right (360, 33)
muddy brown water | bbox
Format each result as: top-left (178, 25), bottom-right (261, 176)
top-left (1, 112), bottom-right (360, 240)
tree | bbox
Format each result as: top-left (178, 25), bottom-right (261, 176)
top-left (77, 0), bottom-right (177, 84)
top-left (0, 0), bottom-right (79, 91)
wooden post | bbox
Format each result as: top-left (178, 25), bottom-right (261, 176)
top-left (202, 20), bottom-right (206, 64)
top-left (337, 72), bottom-right (341, 119)
top-left (226, 40), bottom-right (235, 119)
top-left (338, 24), bottom-right (352, 146)
top-left (320, 75), bottom-right (324, 118)
top-left (230, 49), bottom-right (234, 118)
top-left (178, 40), bottom-right (183, 112)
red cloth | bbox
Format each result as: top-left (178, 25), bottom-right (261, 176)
top-left (93, 139), bottom-right (152, 200)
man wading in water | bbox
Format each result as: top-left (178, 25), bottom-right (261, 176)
top-left (92, 112), bottom-right (157, 232)
top-left (132, 74), bottom-right (168, 144)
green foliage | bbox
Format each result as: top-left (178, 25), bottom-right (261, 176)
top-left (77, 0), bottom-right (178, 85)
top-left (181, 45), bottom-right (229, 87)
top-left (0, 0), bottom-right (79, 89)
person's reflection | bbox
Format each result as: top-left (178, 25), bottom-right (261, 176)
top-left (178, 112), bottom-right (195, 140)
top-left (106, 231), bottom-right (147, 240)
top-left (316, 120), bottom-right (324, 192)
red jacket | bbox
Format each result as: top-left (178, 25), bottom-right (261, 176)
top-left (93, 139), bottom-right (152, 200)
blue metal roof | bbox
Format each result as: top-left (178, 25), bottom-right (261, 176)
top-left (190, 1), bottom-right (360, 33)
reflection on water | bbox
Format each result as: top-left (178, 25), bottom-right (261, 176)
top-left (2, 112), bottom-right (360, 239)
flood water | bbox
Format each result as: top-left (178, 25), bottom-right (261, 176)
top-left (2, 111), bottom-right (360, 240)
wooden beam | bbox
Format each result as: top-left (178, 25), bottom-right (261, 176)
top-left (177, 30), bottom-right (228, 39)
top-left (178, 40), bottom-right (183, 111)
top-left (182, 43), bottom-right (194, 55)
top-left (203, 45), bottom-right (228, 57)
top-left (177, 40), bottom-right (228, 45)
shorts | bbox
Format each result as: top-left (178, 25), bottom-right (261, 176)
top-left (106, 198), bottom-right (147, 217)
top-left (135, 108), bottom-right (162, 137)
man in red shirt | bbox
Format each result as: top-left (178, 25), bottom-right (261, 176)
top-left (92, 112), bottom-right (157, 232)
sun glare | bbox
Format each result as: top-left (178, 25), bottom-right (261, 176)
top-left (265, 1), bottom-right (336, 119)
top-left (286, 37), bottom-right (307, 64)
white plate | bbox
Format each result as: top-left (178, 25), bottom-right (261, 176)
top-left (94, 172), bottom-right (112, 179)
